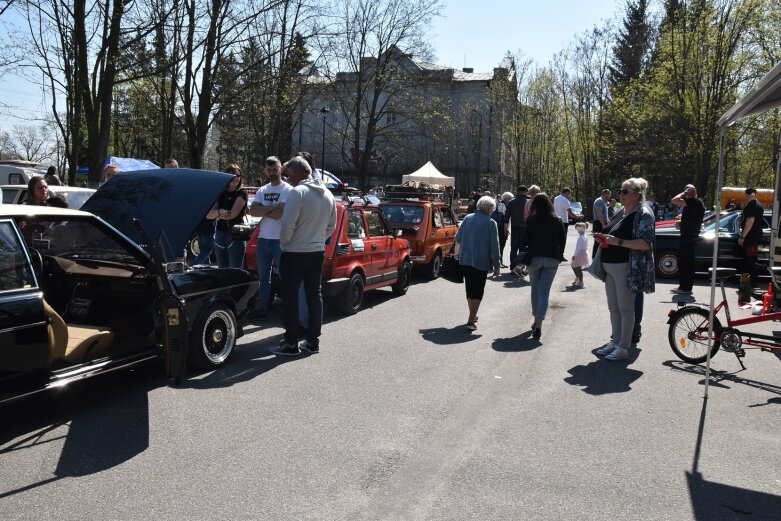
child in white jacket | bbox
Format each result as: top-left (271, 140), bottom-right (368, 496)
top-left (570, 222), bottom-right (589, 287)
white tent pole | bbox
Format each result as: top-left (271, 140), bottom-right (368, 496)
top-left (704, 128), bottom-right (727, 397)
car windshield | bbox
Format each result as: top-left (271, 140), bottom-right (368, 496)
top-left (380, 205), bottom-right (424, 224)
top-left (16, 216), bottom-right (144, 265)
top-left (49, 189), bottom-right (95, 210)
top-left (703, 214), bottom-right (734, 232)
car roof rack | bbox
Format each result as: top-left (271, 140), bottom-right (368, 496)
top-left (328, 185), bottom-right (377, 206)
top-left (384, 183), bottom-right (448, 201)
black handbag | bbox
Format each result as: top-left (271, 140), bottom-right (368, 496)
top-left (440, 255), bottom-right (464, 283)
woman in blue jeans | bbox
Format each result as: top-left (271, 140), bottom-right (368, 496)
top-left (522, 193), bottom-right (566, 339)
top-left (207, 164), bottom-right (248, 268)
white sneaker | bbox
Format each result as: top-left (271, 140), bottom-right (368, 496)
top-left (596, 341), bottom-right (618, 355)
top-left (574, 279), bottom-right (584, 288)
top-left (606, 347), bottom-right (629, 360)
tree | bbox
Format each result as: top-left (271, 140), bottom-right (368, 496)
top-left (320, 0), bottom-right (443, 191)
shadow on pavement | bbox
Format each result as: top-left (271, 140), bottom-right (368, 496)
top-left (0, 364), bottom-right (162, 500)
top-left (491, 331), bottom-right (542, 352)
top-left (419, 327), bottom-right (483, 345)
top-left (662, 360), bottom-right (781, 407)
top-left (564, 348), bottom-right (643, 394)
top-left (183, 332), bottom-right (299, 390)
top-left (686, 397), bottom-right (781, 519)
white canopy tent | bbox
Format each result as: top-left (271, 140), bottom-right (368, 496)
top-left (702, 61), bottom-right (781, 395)
top-left (401, 161), bottom-right (455, 187)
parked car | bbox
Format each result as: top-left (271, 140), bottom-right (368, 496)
top-left (569, 201), bottom-right (585, 225)
top-left (457, 198), bottom-right (471, 221)
top-left (1, 184), bottom-right (96, 209)
top-left (379, 187), bottom-right (458, 278)
top-left (654, 210), bottom-right (771, 278)
top-left (245, 194), bottom-right (411, 315)
top-left (0, 168), bottom-right (259, 405)
top-left (0, 160), bottom-right (47, 185)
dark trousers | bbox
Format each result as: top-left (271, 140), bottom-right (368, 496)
top-left (509, 226), bottom-right (525, 269)
top-left (740, 244), bottom-right (759, 282)
top-left (498, 231), bottom-right (507, 265)
top-left (280, 251), bottom-right (324, 347)
top-left (678, 237), bottom-right (697, 291)
top-left (633, 291), bottom-right (644, 340)
top-left (592, 221), bottom-right (604, 258)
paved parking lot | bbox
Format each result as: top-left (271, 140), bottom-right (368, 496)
top-left (1, 229), bottom-right (779, 520)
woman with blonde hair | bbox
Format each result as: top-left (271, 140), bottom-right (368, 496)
top-left (593, 177), bottom-right (655, 360)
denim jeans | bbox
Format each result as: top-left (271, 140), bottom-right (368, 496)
top-left (193, 219), bottom-right (215, 265)
top-left (255, 238), bottom-right (282, 313)
top-left (214, 228), bottom-right (246, 268)
top-left (509, 226), bottom-right (525, 269)
top-left (527, 256), bottom-right (560, 320)
top-left (280, 251), bottom-right (325, 346)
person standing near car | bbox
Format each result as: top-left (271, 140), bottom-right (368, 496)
top-left (207, 164), bottom-right (248, 268)
top-left (249, 157), bottom-right (291, 318)
top-left (670, 184), bottom-right (705, 295)
top-left (270, 156), bottom-right (336, 357)
top-left (738, 187), bottom-right (764, 285)
top-left (505, 186), bottom-right (528, 276)
top-left (592, 189), bottom-right (611, 257)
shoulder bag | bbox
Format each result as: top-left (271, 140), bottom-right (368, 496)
top-left (440, 255), bottom-right (464, 283)
top-left (587, 247), bottom-right (607, 281)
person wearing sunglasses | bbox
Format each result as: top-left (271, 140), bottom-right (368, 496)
top-left (593, 178), bottom-right (655, 361)
top-left (207, 164), bottom-right (248, 268)
top-left (670, 183), bottom-right (705, 295)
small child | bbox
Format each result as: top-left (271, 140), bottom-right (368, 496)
top-left (571, 222), bottom-right (590, 287)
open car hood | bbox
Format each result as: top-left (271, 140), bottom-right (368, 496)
top-left (82, 168), bottom-right (233, 259)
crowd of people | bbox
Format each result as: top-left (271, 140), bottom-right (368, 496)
top-left (454, 178), bottom-right (655, 360)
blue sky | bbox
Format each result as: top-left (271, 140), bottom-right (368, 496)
top-left (430, 0), bottom-right (622, 71)
top-left (1, 0), bottom-right (623, 125)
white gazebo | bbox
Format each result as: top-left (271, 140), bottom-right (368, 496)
top-left (401, 161), bottom-right (455, 187)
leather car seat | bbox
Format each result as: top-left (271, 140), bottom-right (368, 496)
top-left (43, 300), bottom-right (114, 364)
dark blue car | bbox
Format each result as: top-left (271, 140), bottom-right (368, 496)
top-left (654, 210), bottom-right (771, 278)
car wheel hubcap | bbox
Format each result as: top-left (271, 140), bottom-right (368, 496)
top-left (202, 309), bottom-right (236, 364)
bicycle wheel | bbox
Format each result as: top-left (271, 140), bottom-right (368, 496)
top-left (668, 307), bottom-right (722, 364)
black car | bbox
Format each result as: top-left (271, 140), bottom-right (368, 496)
top-left (654, 210), bottom-right (771, 278)
top-left (0, 169), bottom-right (259, 405)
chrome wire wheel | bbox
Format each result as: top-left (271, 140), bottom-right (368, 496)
top-left (200, 308), bottom-right (237, 365)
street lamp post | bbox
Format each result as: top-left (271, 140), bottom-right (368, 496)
top-left (320, 107), bottom-right (329, 172)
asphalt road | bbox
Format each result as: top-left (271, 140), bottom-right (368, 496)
top-left (1, 229), bottom-right (780, 520)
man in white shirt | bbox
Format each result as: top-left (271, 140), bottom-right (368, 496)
top-left (249, 156), bottom-right (291, 317)
top-left (553, 187), bottom-right (580, 256)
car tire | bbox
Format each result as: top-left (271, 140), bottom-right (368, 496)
top-left (189, 303), bottom-right (237, 369)
top-left (391, 260), bottom-right (411, 296)
top-left (341, 272), bottom-right (365, 315)
top-left (426, 250), bottom-right (442, 279)
top-left (656, 250), bottom-right (679, 278)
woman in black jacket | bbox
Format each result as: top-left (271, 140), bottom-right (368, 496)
top-left (522, 193), bottom-right (566, 339)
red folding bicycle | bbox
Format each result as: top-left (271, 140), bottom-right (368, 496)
top-left (667, 271), bottom-right (781, 369)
